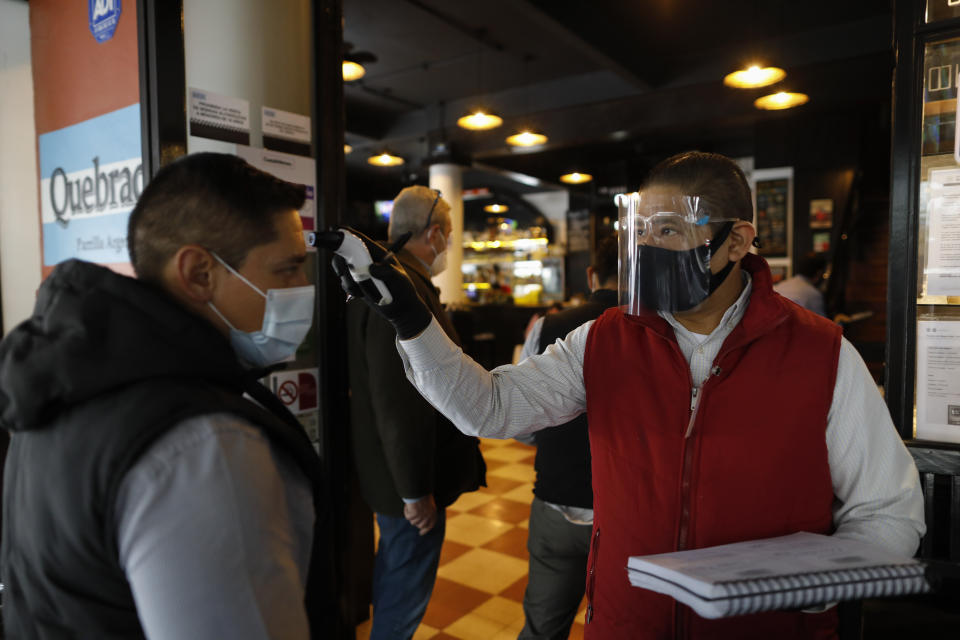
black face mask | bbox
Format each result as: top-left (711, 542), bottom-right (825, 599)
top-left (633, 222), bottom-right (736, 312)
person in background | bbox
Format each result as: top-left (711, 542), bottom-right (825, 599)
top-left (774, 251), bottom-right (827, 316)
top-left (344, 185), bottom-right (486, 640)
top-left (0, 153), bottom-right (329, 639)
top-left (516, 235), bottom-right (619, 640)
top-left (323, 151), bottom-right (923, 640)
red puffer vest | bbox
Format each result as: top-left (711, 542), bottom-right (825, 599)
top-left (582, 254), bottom-right (842, 640)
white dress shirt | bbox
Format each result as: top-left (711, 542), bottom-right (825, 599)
top-left (115, 413), bottom-right (315, 640)
top-left (774, 274), bottom-right (826, 316)
top-left (398, 276), bottom-right (925, 557)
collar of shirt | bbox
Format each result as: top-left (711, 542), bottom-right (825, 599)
top-left (659, 273), bottom-right (753, 384)
top-left (402, 248), bottom-right (433, 279)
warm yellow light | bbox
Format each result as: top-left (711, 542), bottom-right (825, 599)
top-left (344, 144), bottom-right (353, 154)
top-left (465, 237), bottom-right (548, 251)
top-left (560, 172), bottom-right (593, 184)
top-left (506, 131), bottom-right (548, 147)
top-left (457, 111), bottom-right (503, 130)
top-left (367, 152), bottom-right (404, 167)
top-left (754, 91), bottom-right (809, 110)
top-left (342, 60), bottom-right (366, 82)
top-left (723, 65), bottom-right (786, 89)
top-left (484, 204), bottom-right (509, 213)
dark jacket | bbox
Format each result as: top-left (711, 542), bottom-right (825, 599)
top-left (533, 288), bottom-right (618, 508)
top-left (0, 260), bottom-right (328, 639)
top-left (347, 249), bottom-right (485, 516)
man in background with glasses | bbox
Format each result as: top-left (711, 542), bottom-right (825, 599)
top-left (345, 185), bottom-right (486, 639)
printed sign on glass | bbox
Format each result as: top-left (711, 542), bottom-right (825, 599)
top-left (38, 103), bottom-right (143, 270)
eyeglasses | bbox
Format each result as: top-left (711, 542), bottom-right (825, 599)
top-left (423, 189), bottom-right (442, 231)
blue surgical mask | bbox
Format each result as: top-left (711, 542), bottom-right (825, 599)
top-left (207, 253), bottom-right (315, 367)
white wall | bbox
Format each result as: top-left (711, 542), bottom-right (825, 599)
top-left (523, 191), bottom-right (569, 250)
top-left (184, 0), bottom-right (312, 153)
top-left (0, 0), bottom-right (42, 333)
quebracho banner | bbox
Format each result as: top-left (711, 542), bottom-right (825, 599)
top-left (38, 103), bottom-right (143, 269)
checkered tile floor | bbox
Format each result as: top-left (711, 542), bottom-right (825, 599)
top-left (356, 438), bottom-right (588, 640)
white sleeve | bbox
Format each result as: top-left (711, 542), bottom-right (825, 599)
top-left (397, 316), bottom-right (590, 439)
top-left (115, 414), bottom-right (315, 640)
top-left (827, 338), bottom-right (925, 556)
top-left (519, 316), bottom-right (545, 362)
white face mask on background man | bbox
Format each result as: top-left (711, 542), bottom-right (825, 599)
top-left (429, 229), bottom-right (451, 275)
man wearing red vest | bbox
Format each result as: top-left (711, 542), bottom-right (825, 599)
top-left (322, 152), bottom-right (924, 639)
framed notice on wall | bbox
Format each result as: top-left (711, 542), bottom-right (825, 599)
top-left (750, 167), bottom-right (794, 276)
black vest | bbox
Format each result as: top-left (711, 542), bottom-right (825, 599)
top-left (533, 289), bottom-right (618, 508)
top-left (0, 260), bottom-right (334, 638)
top-left (1, 372), bottom-right (329, 639)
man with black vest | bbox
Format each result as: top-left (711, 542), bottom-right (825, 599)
top-left (517, 235), bottom-right (619, 639)
top-left (0, 153), bottom-right (328, 639)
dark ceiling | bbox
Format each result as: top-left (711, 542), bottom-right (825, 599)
top-left (342, 0), bottom-right (893, 194)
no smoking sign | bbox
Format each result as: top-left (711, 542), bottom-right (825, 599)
top-left (269, 368), bottom-right (319, 415)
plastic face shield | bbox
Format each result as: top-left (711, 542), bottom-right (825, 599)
top-left (616, 191), bottom-right (738, 315)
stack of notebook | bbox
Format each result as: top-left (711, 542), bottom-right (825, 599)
top-left (627, 532), bottom-right (931, 619)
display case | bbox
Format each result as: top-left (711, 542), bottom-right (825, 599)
top-left (460, 223), bottom-right (565, 306)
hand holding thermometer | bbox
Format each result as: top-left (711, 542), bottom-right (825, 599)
top-left (316, 228), bottom-right (411, 305)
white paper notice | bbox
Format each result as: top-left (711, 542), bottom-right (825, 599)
top-left (916, 320), bottom-right (960, 443)
top-left (188, 88), bottom-right (250, 144)
top-left (925, 168), bottom-right (960, 296)
top-left (262, 107), bottom-right (311, 144)
top-left (235, 145), bottom-right (316, 235)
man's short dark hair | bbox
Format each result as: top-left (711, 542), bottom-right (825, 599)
top-left (797, 252), bottom-right (827, 279)
top-left (593, 235), bottom-right (619, 286)
top-left (643, 151), bottom-right (754, 222)
top-left (127, 153), bottom-right (306, 284)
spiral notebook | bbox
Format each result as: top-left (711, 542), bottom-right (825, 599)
top-left (627, 532), bottom-right (931, 619)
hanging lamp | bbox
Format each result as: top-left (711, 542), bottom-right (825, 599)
top-left (367, 151), bottom-right (404, 167)
top-left (754, 91), bottom-right (809, 110)
top-left (506, 130), bottom-right (547, 147)
top-left (458, 46), bottom-right (502, 131)
top-left (506, 55), bottom-right (547, 146)
top-left (457, 111), bottom-right (503, 130)
top-left (560, 172), bottom-right (593, 185)
top-left (723, 65), bottom-right (786, 89)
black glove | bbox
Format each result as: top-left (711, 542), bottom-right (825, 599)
top-left (319, 228), bottom-right (434, 340)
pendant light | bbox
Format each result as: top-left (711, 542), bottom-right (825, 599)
top-left (459, 46), bottom-right (502, 131)
top-left (723, 65), bottom-right (786, 89)
top-left (344, 144), bottom-right (353, 154)
top-left (367, 151), bottom-right (404, 167)
top-left (506, 55), bottom-right (548, 147)
top-left (754, 91), bottom-right (809, 110)
top-left (507, 131), bottom-right (548, 147)
top-left (342, 61), bottom-right (365, 82)
top-left (484, 204), bottom-right (509, 213)
top-left (457, 111), bottom-right (503, 131)
top-left (342, 42), bottom-right (377, 82)
top-left (560, 172), bottom-right (593, 185)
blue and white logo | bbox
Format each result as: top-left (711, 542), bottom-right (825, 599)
top-left (89, 0), bottom-right (122, 44)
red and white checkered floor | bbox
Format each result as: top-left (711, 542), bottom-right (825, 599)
top-left (356, 438), bottom-right (588, 640)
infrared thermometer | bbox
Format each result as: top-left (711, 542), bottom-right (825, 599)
top-left (321, 228), bottom-right (399, 305)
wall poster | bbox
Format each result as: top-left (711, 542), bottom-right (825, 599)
top-left (30, 0), bottom-right (142, 277)
top-left (756, 178), bottom-right (790, 256)
top-left (916, 320), bottom-right (960, 443)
